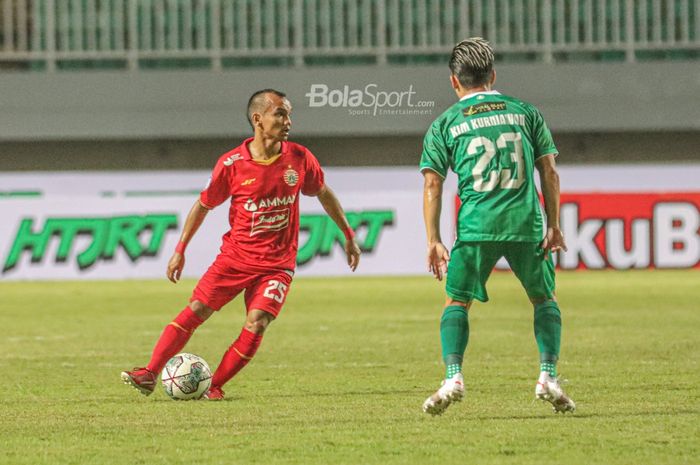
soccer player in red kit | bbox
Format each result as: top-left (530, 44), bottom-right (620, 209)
top-left (121, 89), bottom-right (361, 400)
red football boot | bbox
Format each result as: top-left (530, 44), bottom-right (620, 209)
top-left (121, 367), bottom-right (157, 396)
top-left (203, 386), bottom-right (225, 401)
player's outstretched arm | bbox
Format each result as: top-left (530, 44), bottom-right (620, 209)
top-left (423, 169), bottom-right (449, 281)
top-left (166, 200), bottom-right (210, 283)
top-left (314, 185), bottom-right (361, 271)
top-left (535, 154), bottom-right (567, 253)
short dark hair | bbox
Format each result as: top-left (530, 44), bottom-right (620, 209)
top-left (247, 89), bottom-right (287, 129)
top-left (449, 37), bottom-right (495, 88)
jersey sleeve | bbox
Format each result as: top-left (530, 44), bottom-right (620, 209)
top-left (301, 149), bottom-right (325, 196)
top-left (199, 159), bottom-right (232, 209)
top-left (419, 120), bottom-right (449, 178)
top-left (530, 107), bottom-right (558, 159)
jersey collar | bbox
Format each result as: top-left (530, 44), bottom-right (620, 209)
top-left (240, 137), bottom-right (289, 161)
top-left (459, 90), bottom-right (501, 101)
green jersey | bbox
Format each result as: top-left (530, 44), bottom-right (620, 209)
top-left (420, 91), bottom-right (557, 242)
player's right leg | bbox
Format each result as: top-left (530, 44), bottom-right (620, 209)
top-left (121, 258), bottom-right (239, 396)
top-left (423, 241), bottom-right (499, 415)
top-left (506, 243), bottom-right (575, 413)
top-left (531, 297), bottom-right (574, 412)
top-left (534, 369), bottom-right (576, 413)
top-left (121, 301), bottom-right (213, 396)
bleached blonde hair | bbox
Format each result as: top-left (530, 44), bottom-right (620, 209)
top-left (449, 37), bottom-right (495, 88)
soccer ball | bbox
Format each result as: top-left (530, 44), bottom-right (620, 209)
top-left (161, 353), bottom-right (212, 400)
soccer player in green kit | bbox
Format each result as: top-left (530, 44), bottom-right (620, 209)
top-left (420, 37), bottom-right (576, 415)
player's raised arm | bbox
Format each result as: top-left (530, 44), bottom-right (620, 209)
top-left (314, 185), bottom-right (361, 271)
top-left (535, 154), bottom-right (567, 253)
top-left (166, 200), bottom-right (210, 283)
top-left (423, 169), bottom-right (450, 281)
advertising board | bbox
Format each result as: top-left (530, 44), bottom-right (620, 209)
top-left (1, 165), bottom-right (698, 280)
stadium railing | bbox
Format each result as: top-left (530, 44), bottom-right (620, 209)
top-left (0, 0), bottom-right (697, 71)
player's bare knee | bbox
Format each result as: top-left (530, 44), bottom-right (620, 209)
top-left (189, 301), bottom-right (215, 321)
top-left (445, 297), bottom-right (472, 310)
top-left (245, 310), bottom-right (275, 334)
top-left (244, 319), bottom-right (270, 334)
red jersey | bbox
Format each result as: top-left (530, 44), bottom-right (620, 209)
top-left (200, 137), bottom-right (325, 272)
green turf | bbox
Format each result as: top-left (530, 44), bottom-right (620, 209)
top-left (1, 271), bottom-right (698, 465)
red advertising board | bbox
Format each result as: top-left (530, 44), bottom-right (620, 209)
top-left (455, 192), bottom-right (700, 269)
top-left (559, 192), bottom-right (700, 269)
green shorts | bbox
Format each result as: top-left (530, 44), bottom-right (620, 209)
top-left (446, 241), bottom-right (556, 303)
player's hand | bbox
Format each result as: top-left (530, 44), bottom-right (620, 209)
top-left (345, 238), bottom-right (361, 272)
top-left (541, 227), bottom-right (568, 253)
top-left (427, 241), bottom-right (450, 281)
top-left (167, 252), bottom-right (185, 283)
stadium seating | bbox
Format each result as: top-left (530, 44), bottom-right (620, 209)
top-left (0, 0), bottom-right (697, 71)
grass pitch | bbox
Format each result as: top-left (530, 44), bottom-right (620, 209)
top-left (1, 271), bottom-right (698, 465)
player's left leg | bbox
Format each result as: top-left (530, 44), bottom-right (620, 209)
top-left (441, 298), bottom-right (471, 383)
top-left (506, 243), bottom-right (575, 413)
top-left (205, 309), bottom-right (274, 400)
top-left (422, 297), bottom-right (471, 415)
top-left (423, 241), bottom-right (500, 415)
top-left (206, 271), bottom-right (292, 400)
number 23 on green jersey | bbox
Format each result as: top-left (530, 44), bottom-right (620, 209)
top-left (420, 91), bottom-right (558, 242)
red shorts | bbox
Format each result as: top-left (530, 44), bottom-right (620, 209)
top-left (190, 257), bottom-right (293, 317)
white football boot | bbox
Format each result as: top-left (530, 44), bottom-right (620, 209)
top-left (422, 373), bottom-right (465, 415)
top-left (535, 371), bottom-right (576, 413)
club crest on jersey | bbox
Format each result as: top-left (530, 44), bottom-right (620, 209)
top-left (283, 168), bottom-right (299, 187)
top-left (244, 199), bottom-right (258, 212)
top-left (223, 153), bottom-right (243, 166)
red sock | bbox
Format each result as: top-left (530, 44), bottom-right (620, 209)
top-left (211, 328), bottom-right (263, 388)
top-left (146, 307), bottom-right (204, 373)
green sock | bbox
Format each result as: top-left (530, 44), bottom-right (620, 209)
top-left (541, 361), bottom-right (557, 377)
top-left (534, 301), bottom-right (561, 377)
top-left (446, 363), bottom-right (461, 378)
top-left (440, 305), bottom-right (469, 379)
